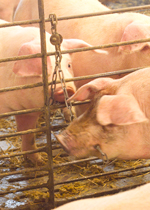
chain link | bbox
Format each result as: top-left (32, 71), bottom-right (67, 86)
top-left (94, 145), bottom-right (109, 165)
top-left (49, 14), bottom-right (74, 121)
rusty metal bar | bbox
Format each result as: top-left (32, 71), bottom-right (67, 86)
top-left (0, 64), bottom-right (146, 95)
top-left (0, 3), bottom-right (150, 209)
top-left (53, 157), bottom-right (99, 168)
top-left (0, 37), bottom-right (149, 96)
top-left (0, 53), bottom-right (42, 63)
top-left (0, 19), bottom-right (40, 28)
top-left (0, 164), bottom-right (49, 178)
top-left (0, 103), bottom-right (64, 118)
top-left (0, 182), bottom-right (48, 196)
top-left (0, 107), bottom-right (43, 118)
top-left (0, 127), bottom-right (46, 139)
top-left (0, 146), bottom-right (46, 159)
top-left (55, 162), bottom-right (150, 186)
top-left (55, 182), bottom-right (149, 207)
top-left (0, 64), bottom-right (141, 93)
top-left (49, 5), bottom-right (150, 21)
top-left (0, 4), bottom-right (148, 29)
top-left (38, 0), bottom-right (55, 208)
top-left (0, 82), bottom-right (43, 93)
top-left (0, 36), bottom-right (150, 65)
top-left (57, 37), bottom-right (150, 55)
top-left (55, 66), bottom-right (148, 84)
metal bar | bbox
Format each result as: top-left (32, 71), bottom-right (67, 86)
top-left (0, 107), bottom-right (43, 118)
top-left (0, 37), bottom-right (150, 64)
top-left (49, 66), bottom-right (147, 85)
top-left (0, 65), bottom-right (143, 94)
top-left (0, 82), bottom-right (43, 93)
top-left (38, 0), bottom-right (55, 208)
top-left (0, 127), bottom-right (46, 139)
top-left (0, 164), bottom-right (49, 178)
top-left (48, 5), bottom-right (150, 21)
top-left (56, 37), bottom-right (150, 55)
top-left (55, 182), bottom-right (149, 207)
top-left (53, 157), bottom-right (99, 168)
top-left (0, 53), bottom-right (42, 63)
top-left (0, 64), bottom-right (146, 95)
top-left (0, 4), bottom-right (149, 29)
top-left (0, 3), bottom-right (150, 209)
top-left (0, 183), bottom-right (48, 196)
top-left (0, 146), bottom-right (46, 159)
top-left (0, 19), bottom-right (40, 28)
top-left (55, 162), bottom-right (150, 186)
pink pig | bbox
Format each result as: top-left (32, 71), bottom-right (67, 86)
top-left (14, 1), bottom-right (150, 116)
top-left (14, 0), bottom-right (110, 25)
top-left (54, 183), bottom-right (150, 210)
top-left (56, 67), bottom-right (150, 161)
top-left (0, 0), bottom-right (20, 21)
top-left (0, 19), bottom-right (105, 164)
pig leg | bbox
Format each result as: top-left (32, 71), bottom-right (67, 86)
top-left (15, 113), bottom-right (43, 165)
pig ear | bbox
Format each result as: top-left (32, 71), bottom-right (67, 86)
top-left (67, 78), bottom-right (114, 102)
top-left (96, 95), bottom-right (148, 125)
top-left (62, 38), bottom-right (108, 55)
top-left (13, 42), bottom-right (51, 76)
top-left (119, 21), bottom-right (150, 52)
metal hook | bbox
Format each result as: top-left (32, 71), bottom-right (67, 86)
top-left (94, 144), bottom-right (109, 165)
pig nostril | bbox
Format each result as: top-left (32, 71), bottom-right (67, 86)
top-left (94, 144), bottom-right (109, 165)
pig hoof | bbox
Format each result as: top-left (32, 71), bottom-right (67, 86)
top-left (24, 153), bottom-right (46, 166)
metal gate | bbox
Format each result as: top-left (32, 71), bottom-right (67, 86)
top-left (0, 1), bottom-right (150, 209)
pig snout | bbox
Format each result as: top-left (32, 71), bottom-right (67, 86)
top-left (56, 130), bottom-right (101, 159)
top-left (53, 86), bottom-right (75, 102)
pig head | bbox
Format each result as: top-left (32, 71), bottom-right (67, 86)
top-left (56, 68), bottom-right (150, 161)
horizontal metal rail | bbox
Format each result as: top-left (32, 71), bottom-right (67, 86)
top-left (0, 164), bottom-right (49, 178)
top-left (0, 127), bottom-right (46, 139)
top-left (0, 3), bottom-right (150, 209)
top-left (0, 37), bottom-right (150, 64)
top-left (55, 181), bottom-right (149, 206)
top-left (0, 146), bottom-right (46, 160)
top-left (0, 182), bottom-right (48, 196)
top-left (53, 5), bottom-right (150, 21)
top-left (55, 162), bottom-right (150, 186)
top-left (0, 5), bottom-right (149, 29)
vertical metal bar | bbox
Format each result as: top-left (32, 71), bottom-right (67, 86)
top-left (38, 0), bottom-right (55, 208)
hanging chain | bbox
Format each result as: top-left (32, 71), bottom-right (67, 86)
top-left (94, 144), bottom-right (109, 165)
top-left (49, 14), bottom-right (74, 121)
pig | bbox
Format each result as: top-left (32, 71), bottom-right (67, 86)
top-left (0, 19), bottom-right (107, 164)
top-left (0, 0), bottom-right (20, 21)
top-left (13, 0), bottom-right (150, 116)
top-left (54, 183), bottom-right (150, 210)
top-left (56, 67), bottom-right (150, 161)
top-left (13, 0), bottom-right (110, 26)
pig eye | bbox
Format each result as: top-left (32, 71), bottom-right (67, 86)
top-left (68, 63), bottom-right (72, 68)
